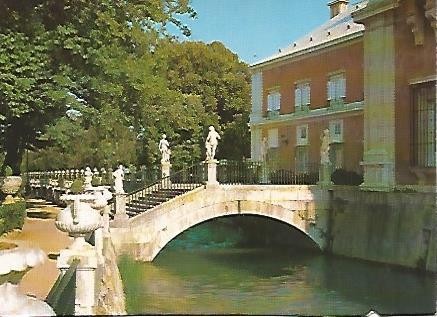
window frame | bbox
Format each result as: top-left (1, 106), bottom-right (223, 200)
top-left (327, 73), bottom-right (346, 102)
top-left (296, 124), bottom-right (309, 146)
top-left (294, 81), bottom-right (311, 111)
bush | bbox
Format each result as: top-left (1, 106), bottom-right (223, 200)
top-left (331, 169), bottom-right (363, 185)
top-left (0, 201), bottom-right (26, 236)
top-left (269, 169), bottom-right (319, 185)
top-left (57, 177), bottom-right (65, 188)
top-left (4, 166), bottom-right (13, 177)
top-left (70, 178), bottom-right (85, 193)
top-left (91, 176), bottom-right (101, 187)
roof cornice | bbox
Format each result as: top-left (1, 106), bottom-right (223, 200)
top-left (353, 0), bottom-right (399, 22)
top-left (250, 31), bottom-right (364, 71)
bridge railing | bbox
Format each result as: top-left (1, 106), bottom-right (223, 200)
top-left (217, 160), bottom-right (320, 185)
top-left (126, 162), bottom-right (206, 204)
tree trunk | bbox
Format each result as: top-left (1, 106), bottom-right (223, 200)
top-left (2, 122), bottom-right (25, 175)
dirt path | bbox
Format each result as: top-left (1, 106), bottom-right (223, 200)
top-left (0, 199), bottom-right (72, 300)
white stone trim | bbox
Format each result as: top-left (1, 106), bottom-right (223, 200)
top-left (296, 124), bottom-right (309, 146)
top-left (251, 72), bottom-right (263, 116)
top-left (251, 32), bottom-right (364, 70)
top-left (329, 119), bottom-right (344, 143)
top-left (409, 75), bottom-right (437, 85)
top-left (250, 101), bottom-right (363, 127)
top-left (268, 128), bottom-right (279, 148)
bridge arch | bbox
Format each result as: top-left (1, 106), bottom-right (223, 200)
top-left (138, 199), bottom-right (322, 261)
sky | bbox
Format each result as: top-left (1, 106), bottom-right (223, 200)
top-left (171, 0), bottom-right (361, 65)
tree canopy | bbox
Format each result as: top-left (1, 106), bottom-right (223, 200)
top-left (0, 0), bottom-right (251, 174)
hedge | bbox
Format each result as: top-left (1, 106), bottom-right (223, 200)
top-left (0, 201), bottom-right (26, 236)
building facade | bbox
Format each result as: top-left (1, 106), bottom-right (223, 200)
top-left (354, 0), bottom-right (436, 188)
top-left (250, 0), bottom-right (436, 189)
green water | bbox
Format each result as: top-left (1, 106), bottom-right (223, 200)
top-left (119, 248), bottom-right (435, 315)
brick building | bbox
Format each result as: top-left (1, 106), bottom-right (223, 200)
top-left (249, 0), bottom-right (436, 189)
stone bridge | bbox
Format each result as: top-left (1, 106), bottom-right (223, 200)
top-left (110, 184), bottom-right (331, 261)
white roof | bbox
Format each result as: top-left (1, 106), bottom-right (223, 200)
top-left (251, 1), bottom-right (367, 68)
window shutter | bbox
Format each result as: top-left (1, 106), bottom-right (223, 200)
top-left (295, 87), bottom-right (301, 108)
top-left (305, 84), bottom-right (311, 105)
top-left (340, 76), bottom-right (346, 98)
top-left (327, 80), bottom-right (333, 101)
top-left (277, 92), bottom-right (281, 110)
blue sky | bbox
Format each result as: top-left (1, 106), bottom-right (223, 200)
top-left (171, 0), bottom-right (359, 65)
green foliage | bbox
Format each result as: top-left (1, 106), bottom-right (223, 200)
top-left (91, 176), bottom-right (101, 187)
top-left (2, 1), bottom-right (250, 172)
top-left (3, 166), bottom-right (13, 177)
top-left (0, 0), bottom-right (196, 173)
top-left (70, 178), bottom-right (84, 194)
top-left (0, 201), bottom-right (26, 236)
top-left (57, 177), bottom-right (65, 188)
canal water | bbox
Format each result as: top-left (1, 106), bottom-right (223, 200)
top-left (118, 218), bottom-right (435, 316)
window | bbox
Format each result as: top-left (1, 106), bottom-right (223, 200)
top-left (412, 82), bottom-right (436, 167)
top-left (329, 120), bottom-right (343, 143)
top-left (295, 82), bottom-right (310, 111)
top-left (296, 125), bottom-right (309, 146)
top-left (295, 146), bottom-right (309, 173)
top-left (330, 143), bottom-right (344, 170)
top-left (267, 91), bottom-right (281, 112)
top-left (327, 73), bottom-right (346, 102)
top-left (268, 128), bottom-right (279, 148)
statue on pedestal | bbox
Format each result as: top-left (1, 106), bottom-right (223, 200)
top-left (158, 134), bottom-right (171, 164)
top-left (205, 126), bottom-right (221, 161)
top-left (84, 166), bottom-right (93, 189)
top-left (113, 165), bottom-right (124, 194)
top-left (260, 136), bottom-right (268, 162)
top-left (320, 128), bottom-right (331, 165)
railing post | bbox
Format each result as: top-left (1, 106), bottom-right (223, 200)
top-left (206, 159), bottom-right (219, 186)
top-left (112, 193), bottom-right (128, 227)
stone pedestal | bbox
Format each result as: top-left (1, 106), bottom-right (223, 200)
top-left (57, 248), bottom-right (98, 315)
top-left (318, 164), bottom-right (333, 187)
top-left (112, 193), bottom-right (128, 228)
top-left (102, 205), bottom-right (110, 237)
top-left (161, 162), bottom-right (171, 178)
top-left (260, 163), bottom-right (270, 184)
top-left (161, 162), bottom-right (172, 188)
top-left (206, 160), bottom-right (219, 186)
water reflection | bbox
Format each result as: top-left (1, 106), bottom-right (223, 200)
top-left (119, 248), bottom-right (435, 315)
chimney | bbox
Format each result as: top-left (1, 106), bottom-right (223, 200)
top-left (328, 0), bottom-right (349, 18)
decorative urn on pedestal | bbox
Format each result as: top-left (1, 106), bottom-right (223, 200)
top-left (1, 166), bottom-right (22, 204)
top-left (55, 194), bottom-right (102, 250)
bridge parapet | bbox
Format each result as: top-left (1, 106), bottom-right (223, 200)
top-left (110, 184), bottom-right (331, 261)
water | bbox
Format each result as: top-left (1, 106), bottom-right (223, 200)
top-left (118, 248), bottom-right (435, 315)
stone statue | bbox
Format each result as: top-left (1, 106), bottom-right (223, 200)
top-left (205, 126), bottom-right (221, 161)
top-left (158, 134), bottom-right (171, 164)
top-left (320, 128), bottom-right (331, 165)
top-left (260, 136), bottom-right (268, 161)
top-left (112, 165), bottom-right (124, 194)
top-left (84, 166), bottom-right (93, 189)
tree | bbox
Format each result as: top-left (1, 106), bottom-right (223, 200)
top-left (158, 41), bottom-right (251, 160)
top-left (0, 0), bottom-right (196, 173)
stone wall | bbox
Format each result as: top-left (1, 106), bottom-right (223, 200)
top-left (95, 237), bottom-right (126, 315)
top-left (329, 186), bottom-right (437, 272)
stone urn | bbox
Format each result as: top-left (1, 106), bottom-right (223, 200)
top-left (56, 194), bottom-right (102, 250)
top-left (0, 244), bottom-right (55, 316)
top-left (1, 176), bottom-right (22, 203)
